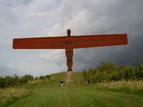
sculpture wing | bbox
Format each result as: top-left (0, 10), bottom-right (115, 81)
top-left (72, 34), bottom-right (128, 48)
top-left (13, 34), bottom-right (128, 49)
top-left (13, 36), bottom-right (66, 49)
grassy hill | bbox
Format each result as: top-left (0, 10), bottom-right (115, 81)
top-left (0, 71), bottom-right (143, 107)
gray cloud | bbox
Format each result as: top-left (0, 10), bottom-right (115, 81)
top-left (0, 0), bottom-right (143, 76)
top-left (72, 0), bottom-right (143, 71)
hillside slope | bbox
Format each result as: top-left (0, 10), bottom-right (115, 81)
top-left (1, 72), bottom-right (143, 107)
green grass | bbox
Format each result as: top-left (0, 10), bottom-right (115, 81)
top-left (1, 72), bottom-right (143, 107)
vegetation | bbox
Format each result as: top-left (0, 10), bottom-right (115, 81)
top-left (0, 74), bottom-right (51, 88)
top-left (0, 72), bottom-right (143, 107)
top-left (0, 62), bottom-right (143, 107)
top-left (0, 75), bottom-right (33, 88)
top-left (0, 88), bottom-right (28, 105)
top-left (83, 61), bottom-right (143, 83)
top-left (96, 80), bottom-right (143, 96)
top-left (0, 74), bottom-right (51, 106)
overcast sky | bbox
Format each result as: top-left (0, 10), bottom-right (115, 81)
top-left (0, 0), bottom-right (143, 77)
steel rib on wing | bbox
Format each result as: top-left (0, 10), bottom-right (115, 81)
top-left (72, 34), bottom-right (128, 48)
top-left (13, 36), bottom-right (66, 49)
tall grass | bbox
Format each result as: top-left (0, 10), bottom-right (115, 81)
top-left (96, 80), bottom-right (143, 90)
top-left (0, 88), bottom-right (28, 105)
top-left (96, 80), bottom-right (143, 96)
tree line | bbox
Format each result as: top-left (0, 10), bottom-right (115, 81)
top-left (83, 61), bottom-right (143, 84)
top-left (0, 74), bottom-right (51, 88)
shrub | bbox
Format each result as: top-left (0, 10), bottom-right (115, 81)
top-left (0, 77), bottom-right (4, 88)
top-left (0, 75), bottom-right (34, 88)
top-left (39, 75), bottom-right (50, 81)
top-left (83, 61), bottom-right (143, 84)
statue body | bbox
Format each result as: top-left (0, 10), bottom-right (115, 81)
top-left (13, 29), bottom-right (128, 71)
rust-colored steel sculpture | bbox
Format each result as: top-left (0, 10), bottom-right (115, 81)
top-left (13, 29), bottom-right (128, 71)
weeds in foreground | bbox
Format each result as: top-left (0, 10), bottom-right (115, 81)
top-left (96, 80), bottom-right (143, 96)
top-left (0, 88), bottom-right (28, 105)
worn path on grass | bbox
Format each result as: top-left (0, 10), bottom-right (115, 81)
top-left (6, 72), bottom-right (143, 107)
top-left (65, 71), bottom-right (73, 84)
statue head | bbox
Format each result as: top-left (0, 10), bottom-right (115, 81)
top-left (67, 29), bottom-right (71, 36)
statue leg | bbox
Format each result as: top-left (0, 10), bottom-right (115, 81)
top-left (65, 48), bottom-right (73, 71)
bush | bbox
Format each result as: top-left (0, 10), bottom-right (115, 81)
top-left (39, 75), bottom-right (50, 81)
top-left (5, 76), bottom-right (12, 87)
top-left (20, 75), bottom-right (33, 84)
top-left (83, 61), bottom-right (143, 84)
top-left (0, 77), bottom-right (4, 88)
top-left (0, 75), bottom-right (33, 88)
top-left (0, 74), bottom-right (51, 88)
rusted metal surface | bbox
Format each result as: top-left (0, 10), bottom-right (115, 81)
top-left (72, 34), bottom-right (127, 48)
top-left (13, 37), bottom-right (66, 49)
top-left (13, 29), bottom-right (128, 71)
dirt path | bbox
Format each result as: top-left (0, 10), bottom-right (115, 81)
top-left (65, 71), bottom-right (73, 84)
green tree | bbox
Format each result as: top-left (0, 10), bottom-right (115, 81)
top-left (0, 77), bottom-right (4, 88)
